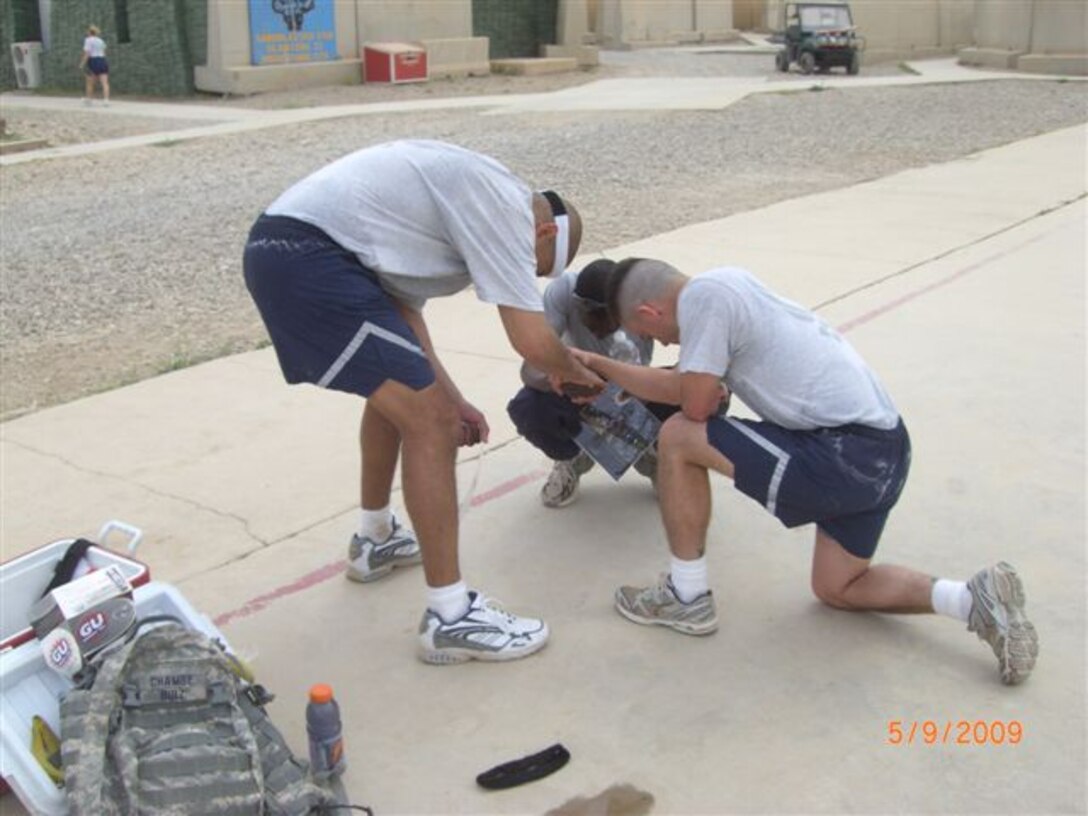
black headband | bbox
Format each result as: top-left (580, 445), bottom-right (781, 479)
top-left (540, 190), bottom-right (567, 217)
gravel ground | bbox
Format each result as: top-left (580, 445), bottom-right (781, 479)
top-left (1, 50), bottom-right (1085, 419)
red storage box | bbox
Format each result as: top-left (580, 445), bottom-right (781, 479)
top-left (363, 42), bottom-right (428, 83)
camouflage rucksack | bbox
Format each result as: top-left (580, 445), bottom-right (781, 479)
top-left (60, 618), bottom-right (337, 815)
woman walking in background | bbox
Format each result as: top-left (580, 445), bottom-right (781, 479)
top-left (80, 25), bottom-right (109, 105)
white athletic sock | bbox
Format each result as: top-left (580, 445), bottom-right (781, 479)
top-left (359, 506), bottom-right (392, 542)
top-left (427, 581), bottom-right (470, 624)
top-left (931, 579), bottom-right (972, 622)
top-left (669, 555), bottom-right (709, 603)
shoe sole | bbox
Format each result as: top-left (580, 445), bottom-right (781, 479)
top-left (417, 635), bottom-right (549, 665)
top-left (990, 563), bottom-right (1039, 685)
top-left (345, 554), bottom-right (423, 584)
top-left (541, 486), bottom-right (579, 509)
top-left (541, 494), bottom-right (578, 509)
top-left (614, 600), bottom-right (718, 636)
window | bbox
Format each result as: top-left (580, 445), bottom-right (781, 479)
top-left (115, 0), bottom-right (131, 43)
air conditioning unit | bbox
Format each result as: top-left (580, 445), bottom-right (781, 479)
top-left (11, 41), bottom-right (43, 89)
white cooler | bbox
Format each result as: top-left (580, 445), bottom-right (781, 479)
top-left (0, 524), bottom-right (229, 815)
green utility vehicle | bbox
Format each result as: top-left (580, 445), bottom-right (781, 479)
top-left (775, 2), bottom-right (863, 75)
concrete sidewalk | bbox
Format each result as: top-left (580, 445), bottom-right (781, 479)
top-left (1, 109), bottom-right (1084, 814)
top-left (3, 57), bottom-right (1083, 165)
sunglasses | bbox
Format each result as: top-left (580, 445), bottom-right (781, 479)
top-left (572, 291), bottom-right (607, 311)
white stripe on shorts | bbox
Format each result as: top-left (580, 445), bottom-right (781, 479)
top-left (317, 320), bottom-right (425, 389)
top-left (724, 417), bottom-right (791, 516)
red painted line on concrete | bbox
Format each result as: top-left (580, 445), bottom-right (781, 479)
top-left (215, 467), bottom-right (549, 627)
top-left (837, 263), bottom-right (978, 334)
top-left (835, 231), bottom-right (1047, 334)
top-left (215, 560), bottom-right (346, 627)
top-left (469, 468), bottom-right (548, 506)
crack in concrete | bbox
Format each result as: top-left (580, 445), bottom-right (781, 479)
top-left (811, 193), bottom-right (1085, 314)
top-left (0, 436), bottom-right (268, 547)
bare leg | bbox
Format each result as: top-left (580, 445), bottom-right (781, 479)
top-left (364, 379), bottom-right (461, 587)
top-left (810, 527), bottom-right (934, 612)
top-left (360, 401), bottom-right (401, 511)
top-left (657, 414), bottom-right (735, 560)
top-left (100, 74), bottom-right (110, 102)
top-left (84, 72), bottom-right (94, 99)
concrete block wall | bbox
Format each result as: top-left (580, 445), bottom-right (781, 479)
top-left (966, 0), bottom-right (1083, 75)
top-left (357, 0), bottom-right (470, 45)
top-left (595, 0), bottom-right (732, 48)
top-left (961, 0), bottom-right (1087, 75)
top-left (419, 36), bottom-right (490, 77)
top-left (852, 0), bottom-right (974, 64)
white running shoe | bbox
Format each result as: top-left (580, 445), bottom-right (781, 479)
top-left (418, 591), bottom-right (550, 664)
top-left (345, 517), bottom-right (422, 583)
top-left (541, 452), bottom-right (594, 508)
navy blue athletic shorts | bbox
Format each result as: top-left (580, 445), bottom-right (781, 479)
top-left (87, 57), bottom-right (108, 75)
top-left (706, 416), bottom-right (911, 559)
top-left (243, 214), bottom-right (434, 397)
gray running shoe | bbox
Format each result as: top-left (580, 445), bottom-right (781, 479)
top-left (966, 562), bottom-right (1038, 685)
top-left (417, 591), bottom-right (550, 664)
top-left (345, 517), bottom-right (422, 583)
top-left (541, 452), bottom-right (594, 508)
top-left (615, 574), bottom-right (718, 636)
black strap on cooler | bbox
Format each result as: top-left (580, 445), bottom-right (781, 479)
top-left (41, 538), bottom-right (95, 597)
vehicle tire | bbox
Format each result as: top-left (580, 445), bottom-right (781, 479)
top-left (775, 49), bottom-right (789, 72)
top-left (799, 52), bottom-right (815, 75)
top-left (848, 52), bottom-right (860, 75)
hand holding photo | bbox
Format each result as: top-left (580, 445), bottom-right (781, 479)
top-left (574, 383), bottom-right (661, 480)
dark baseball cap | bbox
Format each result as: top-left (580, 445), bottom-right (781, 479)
top-left (573, 259), bottom-right (616, 308)
top-left (573, 259), bottom-right (619, 338)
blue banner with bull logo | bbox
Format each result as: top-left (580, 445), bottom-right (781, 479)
top-left (249, 0), bottom-right (338, 66)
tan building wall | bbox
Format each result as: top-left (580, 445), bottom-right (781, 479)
top-left (355, 0), bottom-right (471, 44)
top-left (851, 0), bottom-right (974, 63)
top-left (594, 0), bottom-right (734, 46)
top-left (961, 0), bottom-right (1087, 74)
top-left (733, 0), bottom-right (767, 31)
top-left (1027, 0), bottom-right (1088, 54)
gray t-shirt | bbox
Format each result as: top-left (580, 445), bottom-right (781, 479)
top-left (265, 140), bottom-right (543, 312)
top-left (678, 267), bottom-right (899, 430)
top-left (521, 270), bottom-right (654, 389)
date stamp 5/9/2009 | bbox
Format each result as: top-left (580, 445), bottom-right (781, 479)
top-left (887, 720), bottom-right (1023, 746)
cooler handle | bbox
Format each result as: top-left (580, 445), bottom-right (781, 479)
top-left (96, 520), bottom-right (143, 555)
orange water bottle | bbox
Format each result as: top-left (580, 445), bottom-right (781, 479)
top-left (306, 683), bottom-right (346, 779)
